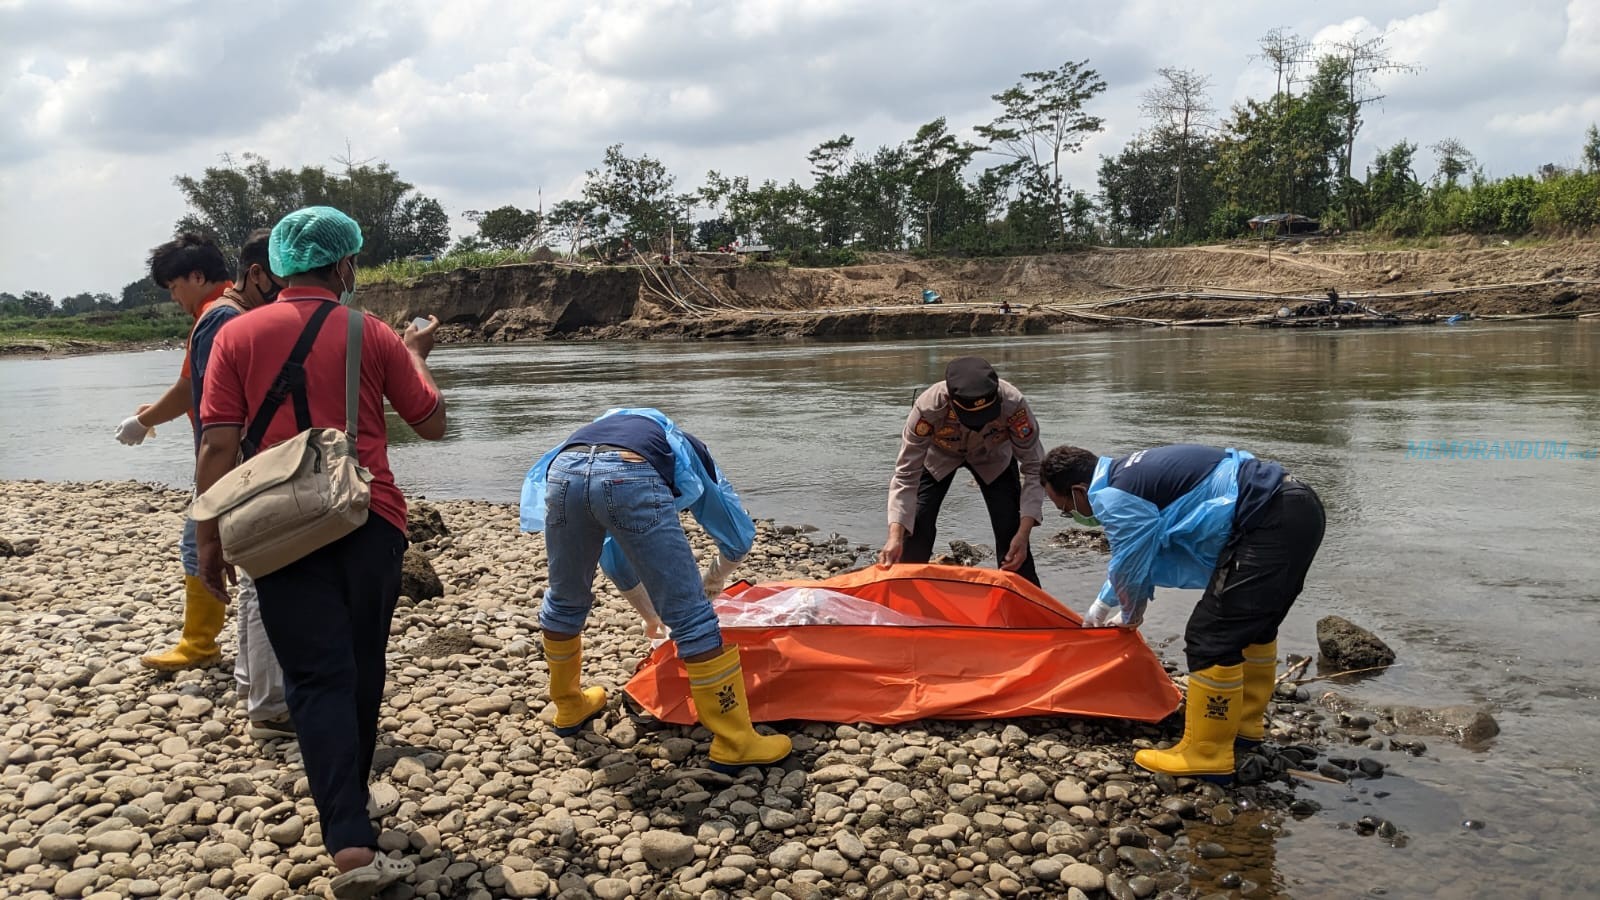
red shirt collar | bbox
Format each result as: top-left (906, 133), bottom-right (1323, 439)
top-left (278, 286), bottom-right (339, 302)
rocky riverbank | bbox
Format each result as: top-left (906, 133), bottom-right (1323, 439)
top-left (2, 481), bottom-right (1441, 900)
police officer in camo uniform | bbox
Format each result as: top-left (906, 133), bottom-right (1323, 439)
top-left (879, 356), bottom-right (1046, 586)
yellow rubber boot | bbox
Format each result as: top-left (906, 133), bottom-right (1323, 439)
top-left (685, 645), bottom-right (792, 774)
top-left (140, 576), bottom-right (225, 671)
top-left (543, 635), bottom-right (607, 736)
top-left (1237, 641), bottom-right (1277, 749)
top-left (1135, 663), bottom-right (1244, 784)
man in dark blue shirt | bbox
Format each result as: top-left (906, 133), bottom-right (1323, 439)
top-left (1041, 443), bottom-right (1325, 784)
top-left (522, 410), bottom-right (790, 774)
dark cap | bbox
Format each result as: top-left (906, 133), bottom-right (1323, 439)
top-left (945, 356), bottom-right (1002, 429)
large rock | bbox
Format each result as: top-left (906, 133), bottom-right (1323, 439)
top-left (1390, 704), bottom-right (1501, 746)
top-left (401, 549), bottom-right (445, 601)
top-left (1316, 616), bottom-right (1396, 670)
top-left (407, 503), bottom-right (450, 543)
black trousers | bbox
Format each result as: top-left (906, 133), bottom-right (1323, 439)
top-left (902, 458), bottom-right (1040, 587)
top-left (255, 517), bottom-right (405, 855)
top-left (1185, 479), bottom-right (1325, 671)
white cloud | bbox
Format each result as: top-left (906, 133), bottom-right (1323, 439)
top-left (0, 0), bottom-right (1592, 298)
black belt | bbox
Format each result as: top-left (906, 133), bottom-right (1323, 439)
top-left (566, 443), bottom-right (634, 454)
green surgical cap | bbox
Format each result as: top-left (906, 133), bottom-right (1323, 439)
top-left (269, 206), bottom-right (364, 277)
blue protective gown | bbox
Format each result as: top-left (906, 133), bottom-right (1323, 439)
top-left (520, 408), bottom-right (756, 588)
top-left (1089, 448), bottom-right (1254, 625)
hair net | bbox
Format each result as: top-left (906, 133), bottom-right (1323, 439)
top-left (269, 206), bottom-right (364, 277)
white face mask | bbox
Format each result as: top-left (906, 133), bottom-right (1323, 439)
top-left (337, 259), bottom-right (357, 306)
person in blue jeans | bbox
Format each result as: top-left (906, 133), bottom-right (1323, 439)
top-left (520, 408), bottom-right (790, 772)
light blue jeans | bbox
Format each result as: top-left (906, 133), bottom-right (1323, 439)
top-left (539, 449), bottom-right (721, 658)
top-left (180, 517), bottom-right (199, 577)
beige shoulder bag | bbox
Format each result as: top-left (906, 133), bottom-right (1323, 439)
top-left (191, 303), bottom-right (372, 577)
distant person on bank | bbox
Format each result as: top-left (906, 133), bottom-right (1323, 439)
top-left (194, 207), bottom-right (446, 898)
top-left (1041, 444), bottom-right (1325, 783)
top-left (520, 408), bottom-right (790, 772)
top-left (879, 356), bottom-right (1046, 586)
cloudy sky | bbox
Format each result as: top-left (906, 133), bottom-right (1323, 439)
top-left (2, 0), bottom-right (1596, 299)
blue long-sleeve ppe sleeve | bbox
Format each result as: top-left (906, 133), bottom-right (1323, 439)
top-left (518, 444), bottom-right (562, 532)
top-left (1088, 449), bottom-right (1253, 623)
top-left (1092, 486), bottom-right (1166, 621)
top-left (522, 408), bottom-right (755, 584)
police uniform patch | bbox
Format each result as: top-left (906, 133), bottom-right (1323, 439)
top-left (913, 418), bottom-right (935, 438)
top-left (1008, 409), bottom-right (1036, 440)
top-left (937, 424), bottom-right (960, 440)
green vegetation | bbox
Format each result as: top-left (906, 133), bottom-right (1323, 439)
top-left (362, 250), bottom-right (546, 286)
top-left (174, 153), bottom-right (449, 265)
top-left (1, 306), bottom-right (190, 349)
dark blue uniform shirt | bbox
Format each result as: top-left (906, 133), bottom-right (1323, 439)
top-left (1106, 444), bottom-right (1284, 532)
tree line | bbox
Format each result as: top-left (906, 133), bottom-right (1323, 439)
top-left (9, 26), bottom-right (1600, 315)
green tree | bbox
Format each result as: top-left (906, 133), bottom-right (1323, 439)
top-left (174, 154), bottom-right (448, 265)
top-left (1140, 67), bottom-right (1215, 237)
top-left (1099, 133), bottom-right (1182, 241)
top-left (327, 164), bottom-right (450, 263)
top-left (580, 144), bottom-right (687, 250)
top-left (975, 60), bottom-right (1108, 246)
top-left (58, 293), bottom-right (101, 316)
top-left (1430, 138), bottom-right (1476, 186)
top-left (1322, 30), bottom-right (1419, 227)
top-left (13, 291), bottom-right (54, 317)
top-left (1364, 141), bottom-right (1423, 229)
top-left (904, 118), bottom-right (981, 251)
top-left (805, 135), bottom-right (858, 248)
top-left (174, 153), bottom-right (332, 258)
top-left (849, 145), bottom-right (911, 251)
top-left (546, 198), bottom-right (603, 255)
top-left (464, 205), bottom-right (544, 251)
top-left (119, 277), bottom-right (165, 310)
top-left (1583, 124), bottom-right (1600, 173)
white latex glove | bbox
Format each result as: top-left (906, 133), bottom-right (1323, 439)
top-left (618, 583), bottom-right (666, 643)
top-left (1081, 599), bottom-right (1120, 628)
top-left (702, 552), bottom-right (741, 598)
top-left (116, 415), bottom-right (151, 446)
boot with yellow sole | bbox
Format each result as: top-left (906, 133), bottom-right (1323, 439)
top-left (686, 645), bottom-right (791, 774)
top-left (140, 576), bottom-right (225, 671)
top-left (1135, 663), bottom-right (1244, 784)
top-left (543, 635), bottom-right (607, 736)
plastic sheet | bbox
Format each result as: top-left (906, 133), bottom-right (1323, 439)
top-left (714, 586), bottom-right (943, 628)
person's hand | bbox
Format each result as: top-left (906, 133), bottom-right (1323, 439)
top-left (702, 552), bottom-right (740, 597)
top-left (403, 315), bottom-right (440, 359)
top-left (1000, 529), bottom-right (1032, 572)
top-left (196, 526), bottom-right (236, 603)
top-left (116, 414), bottom-right (151, 446)
top-left (1081, 599), bottom-right (1119, 628)
top-left (878, 531), bottom-right (904, 568)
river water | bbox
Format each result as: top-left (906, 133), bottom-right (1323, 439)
top-left (2, 323), bottom-right (1597, 897)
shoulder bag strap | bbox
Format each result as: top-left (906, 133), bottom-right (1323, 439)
top-left (243, 301), bottom-right (338, 457)
top-left (344, 309), bottom-right (364, 452)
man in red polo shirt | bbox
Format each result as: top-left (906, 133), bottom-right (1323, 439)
top-left (195, 206), bottom-right (445, 898)
top-left (116, 232), bottom-right (234, 672)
